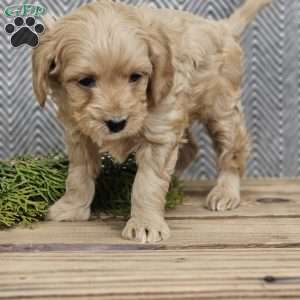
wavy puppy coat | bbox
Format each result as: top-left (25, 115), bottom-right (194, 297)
top-left (32, 0), bottom-right (271, 243)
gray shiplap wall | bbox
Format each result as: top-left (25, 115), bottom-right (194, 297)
top-left (0, 0), bottom-right (299, 178)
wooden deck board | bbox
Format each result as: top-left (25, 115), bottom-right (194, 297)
top-left (1, 217), bottom-right (300, 249)
top-left (1, 179), bottom-right (300, 299)
top-left (1, 250), bottom-right (300, 299)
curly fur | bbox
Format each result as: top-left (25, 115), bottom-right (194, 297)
top-left (32, 0), bottom-right (271, 243)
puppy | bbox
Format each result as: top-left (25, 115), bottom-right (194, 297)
top-left (32, 0), bottom-right (271, 243)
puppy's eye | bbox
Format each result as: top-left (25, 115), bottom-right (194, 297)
top-left (129, 73), bottom-right (142, 83)
top-left (78, 76), bottom-right (96, 88)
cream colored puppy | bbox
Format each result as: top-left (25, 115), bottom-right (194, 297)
top-left (32, 0), bottom-right (271, 243)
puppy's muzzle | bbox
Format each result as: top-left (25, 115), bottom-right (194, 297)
top-left (105, 117), bottom-right (127, 133)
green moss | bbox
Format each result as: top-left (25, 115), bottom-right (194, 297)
top-left (0, 154), bottom-right (184, 229)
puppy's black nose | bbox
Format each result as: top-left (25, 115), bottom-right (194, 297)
top-left (105, 118), bottom-right (127, 133)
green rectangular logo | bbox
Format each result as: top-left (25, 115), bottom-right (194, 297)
top-left (4, 0), bottom-right (47, 18)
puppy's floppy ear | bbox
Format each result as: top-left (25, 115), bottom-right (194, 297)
top-left (32, 15), bottom-right (59, 107)
top-left (145, 28), bottom-right (174, 106)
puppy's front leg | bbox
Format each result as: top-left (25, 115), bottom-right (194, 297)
top-left (122, 143), bottom-right (179, 243)
top-left (47, 130), bottom-right (99, 221)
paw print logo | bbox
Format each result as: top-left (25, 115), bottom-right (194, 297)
top-left (5, 16), bottom-right (45, 48)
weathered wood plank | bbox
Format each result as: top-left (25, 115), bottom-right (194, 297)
top-left (183, 179), bottom-right (300, 194)
top-left (1, 180), bottom-right (300, 299)
top-left (1, 217), bottom-right (300, 249)
top-left (172, 179), bottom-right (300, 219)
top-left (168, 193), bottom-right (300, 219)
top-left (1, 179), bottom-right (300, 249)
top-left (1, 249), bottom-right (300, 299)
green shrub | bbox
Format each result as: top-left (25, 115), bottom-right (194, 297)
top-left (0, 154), bottom-right (184, 229)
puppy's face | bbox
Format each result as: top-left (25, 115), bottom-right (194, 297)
top-left (32, 2), bottom-right (173, 145)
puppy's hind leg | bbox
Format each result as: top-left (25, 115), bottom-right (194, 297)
top-left (47, 129), bottom-right (100, 221)
top-left (205, 103), bottom-right (249, 211)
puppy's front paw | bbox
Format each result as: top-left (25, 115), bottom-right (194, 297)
top-left (122, 217), bottom-right (170, 243)
top-left (47, 197), bottom-right (91, 221)
top-left (206, 185), bottom-right (240, 211)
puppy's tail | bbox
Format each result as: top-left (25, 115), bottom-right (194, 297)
top-left (227, 0), bottom-right (272, 37)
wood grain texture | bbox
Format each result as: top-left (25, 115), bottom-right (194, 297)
top-left (1, 179), bottom-right (300, 299)
top-left (1, 218), bottom-right (300, 249)
top-left (1, 250), bottom-right (300, 299)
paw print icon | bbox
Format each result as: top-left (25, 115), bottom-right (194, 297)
top-left (5, 17), bottom-right (45, 48)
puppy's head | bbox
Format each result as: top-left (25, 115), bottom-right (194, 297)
top-left (32, 1), bottom-right (173, 144)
